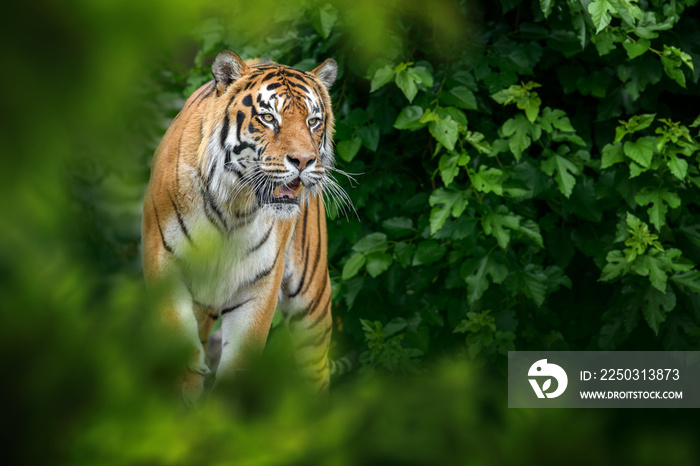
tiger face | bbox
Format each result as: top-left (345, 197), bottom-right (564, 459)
top-left (204, 51), bottom-right (337, 220)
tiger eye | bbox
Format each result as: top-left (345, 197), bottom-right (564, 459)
top-left (261, 113), bottom-right (275, 123)
top-left (308, 117), bottom-right (319, 126)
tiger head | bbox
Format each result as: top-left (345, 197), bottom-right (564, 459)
top-left (201, 50), bottom-right (338, 220)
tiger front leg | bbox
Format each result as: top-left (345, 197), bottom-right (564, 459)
top-left (214, 289), bottom-right (280, 386)
top-left (157, 282), bottom-right (211, 406)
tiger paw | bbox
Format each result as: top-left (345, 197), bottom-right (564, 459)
top-left (181, 364), bottom-right (211, 407)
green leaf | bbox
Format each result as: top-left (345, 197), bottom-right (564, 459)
top-left (336, 137), bottom-right (362, 162)
top-left (540, 154), bottom-right (580, 198)
top-left (588, 0), bottom-right (617, 33)
top-left (470, 166), bottom-right (504, 196)
top-left (641, 286), bottom-right (676, 335)
top-left (633, 251), bottom-right (671, 293)
top-left (365, 252), bottom-right (393, 277)
top-left (522, 266), bottom-right (547, 307)
top-left (412, 240), bottom-right (446, 266)
top-left (540, 0), bottom-right (553, 18)
top-left (440, 86), bottom-right (477, 110)
top-left (429, 117), bottom-right (459, 151)
top-left (394, 242), bottom-right (416, 268)
top-left (661, 55), bottom-right (686, 88)
top-left (439, 153), bottom-right (460, 186)
top-left (481, 207), bottom-right (521, 249)
top-left (353, 232), bottom-right (388, 253)
top-left (412, 66), bottom-right (434, 87)
top-left (666, 154), bottom-right (688, 181)
top-left (395, 68), bottom-right (419, 102)
top-left (671, 270), bottom-right (700, 294)
top-left (342, 253), bottom-right (366, 280)
top-left (394, 105), bottom-right (425, 130)
top-left (382, 217), bottom-right (414, 238)
top-left (622, 37), bottom-right (651, 59)
top-left (462, 254), bottom-right (509, 303)
top-left (370, 65), bottom-right (395, 92)
top-left (435, 107), bottom-right (467, 128)
top-left (601, 142), bottom-right (625, 168)
top-left (615, 114), bottom-right (656, 142)
top-left (464, 131), bottom-right (491, 154)
top-left (501, 114), bottom-right (541, 161)
top-left (600, 250), bottom-right (631, 283)
top-left (357, 125), bottom-right (380, 152)
top-left (383, 318), bottom-right (408, 337)
top-left (538, 107), bottom-right (575, 133)
top-left (429, 187), bottom-right (469, 234)
top-left (623, 136), bottom-right (656, 168)
top-left (491, 81), bottom-right (542, 122)
top-left (313, 3), bottom-right (338, 39)
top-left (517, 219), bottom-right (544, 248)
top-left (521, 93), bottom-right (542, 123)
top-left (591, 28), bottom-right (621, 56)
top-left (635, 187), bottom-right (681, 231)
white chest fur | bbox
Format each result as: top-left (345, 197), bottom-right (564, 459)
top-left (166, 210), bottom-right (280, 309)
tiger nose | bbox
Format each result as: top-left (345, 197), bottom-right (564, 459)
top-left (286, 154), bottom-right (316, 171)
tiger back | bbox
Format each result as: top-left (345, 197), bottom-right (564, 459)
top-left (142, 51), bottom-right (338, 405)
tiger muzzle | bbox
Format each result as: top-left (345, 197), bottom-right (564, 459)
top-left (286, 154), bottom-right (316, 172)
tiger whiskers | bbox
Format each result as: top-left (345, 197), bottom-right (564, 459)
top-left (321, 168), bottom-right (358, 220)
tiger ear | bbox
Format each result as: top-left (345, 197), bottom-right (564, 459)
top-left (211, 50), bottom-right (250, 95)
top-left (311, 58), bottom-right (337, 90)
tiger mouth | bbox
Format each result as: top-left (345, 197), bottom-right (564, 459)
top-left (267, 178), bottom-right (303, 204)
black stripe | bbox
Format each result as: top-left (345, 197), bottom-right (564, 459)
top-left (286, 79), bottom-right (311, 92)
top-left (200, 187), bottom-right (227, 232)
top-left (223, 152), bottom-right (244, 176)
top-left (248, 223), bottom-right (273, 254)
top-left (301, 349), bottom-right (327, 369)
top-left (152, 202), bottom-right (173, 253)
top-left (233, 141), bottom-right (257, 155)
top-left (203, 203), bottom-right (225, 233)
top-left (307, 290), bottom-right (330, 330)
top-left (185, 81), bottom-right (215, 110)
top-left (236, 110), bottom-right (245, 135)
top-left (261, 71), bottom-right (279, 82)
top-left (245, 246), bottom-right (282, 287)
top-left (232, 110), bottom-right (257, 155)
top-left (301, 201), bottom-right (323, 294)
top-left (296, 324), bottom-right (332, 350)
top-left (242, 94), bottom-right (253, 107)
top-left (169, 193), bottom-right (193, 245)
top-left (221, 298), bottom-right (253, 316)
top-left (287, 305), bottom-right (310, 326)
top-left (296, 275), bottom-right (329, 324)
top-left (288, 204), bottom-right (310, 298)
top-left (220, 113), bottom-right (230, 149)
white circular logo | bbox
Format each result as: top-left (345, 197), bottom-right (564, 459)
top-left (528, 359), bottom-right (568, 399)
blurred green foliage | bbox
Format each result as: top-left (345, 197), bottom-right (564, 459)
top-left (2, 0), bottom-right (700, 464)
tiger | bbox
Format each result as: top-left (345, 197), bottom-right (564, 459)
top-left (142, 50), bottom-right (342, 405)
